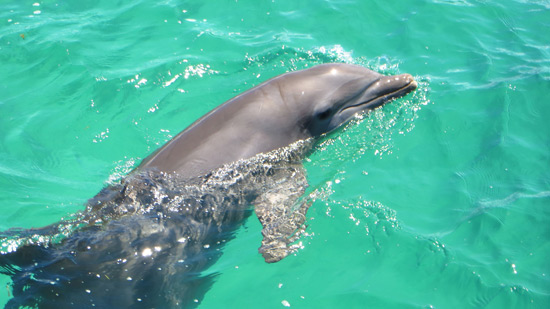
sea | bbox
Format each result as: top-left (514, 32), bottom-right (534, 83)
top-left (1, 0), bottom-right (549, 308)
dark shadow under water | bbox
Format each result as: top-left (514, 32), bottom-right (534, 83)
top-left (0, 141), bottom-right (312, 308)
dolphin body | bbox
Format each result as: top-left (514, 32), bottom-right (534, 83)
top-left (139, 63), bottom-right (416, 178)
top-left (0, 63), bottom-right (416, 308)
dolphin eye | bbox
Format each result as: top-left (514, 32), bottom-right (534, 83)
top-left (317, 108), bottom-right (332, 120)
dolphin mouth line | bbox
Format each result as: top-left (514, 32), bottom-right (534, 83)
top-left (342, 78), bottom-right (418, 112)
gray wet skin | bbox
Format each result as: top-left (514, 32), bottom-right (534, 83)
top-left (139, 63), bottom-right (418, 179)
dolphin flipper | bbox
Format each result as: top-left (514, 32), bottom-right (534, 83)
top-left (254, 163), bottom-right (311, 263)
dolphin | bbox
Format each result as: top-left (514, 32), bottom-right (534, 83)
top-left (0, 63), bottom-right (417, 308)
top-left (139, 63), bottom-right (417, 179)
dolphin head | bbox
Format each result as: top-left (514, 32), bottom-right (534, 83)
top-left (274, 63), bottom-right (417, 137)
top-left (136, 63), bottom-right (418, 179)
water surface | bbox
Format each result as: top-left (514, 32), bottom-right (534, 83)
top-left (1, 0), bottom-right (549, 307)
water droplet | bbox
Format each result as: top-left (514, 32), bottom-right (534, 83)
top-left (142, 248), bottom-right (153, 257)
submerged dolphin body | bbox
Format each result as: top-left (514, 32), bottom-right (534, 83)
top-left (0, 64), bottom-right (417, 307)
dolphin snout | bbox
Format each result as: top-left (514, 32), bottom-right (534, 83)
top-left (401, 73), bottom-right (418, 90)
top-left (377, 73), bottom-right (417, 92)
top-left (358, 73), bottom-right (417, 110)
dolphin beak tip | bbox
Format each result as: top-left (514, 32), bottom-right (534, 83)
top-left (403, 74), bottom-right (417, 91)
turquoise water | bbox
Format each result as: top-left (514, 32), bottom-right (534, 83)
top-left (1, 0), bottom-right (549, 307)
